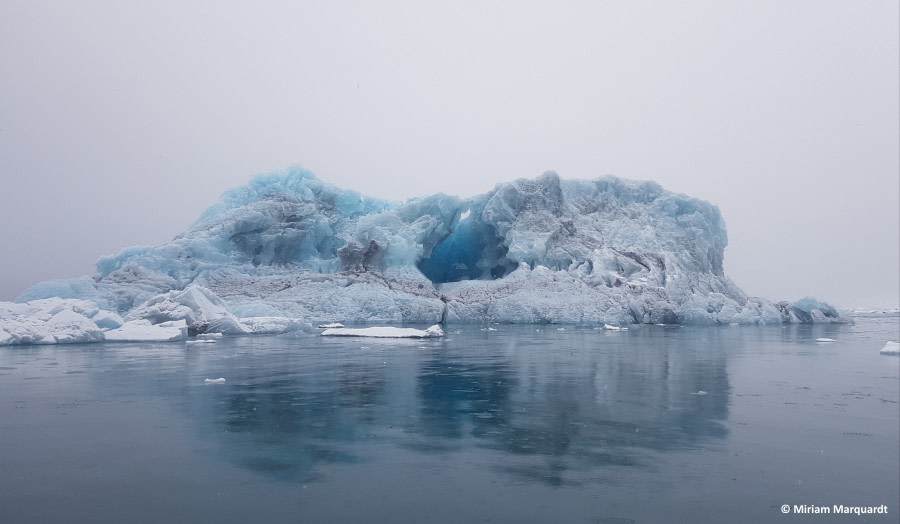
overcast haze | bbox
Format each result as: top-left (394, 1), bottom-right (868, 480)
top-left (1, 1), bottom-right (897, 308)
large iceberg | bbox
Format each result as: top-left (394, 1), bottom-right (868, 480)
top-left (4, 167), bottom-right (848, 344)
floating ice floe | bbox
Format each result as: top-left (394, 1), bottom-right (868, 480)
top-left (204, 378), bottom-right (226, 384)
top-left (186, 339), bottom-right (216, 344)
top-left (321, 325), bottom-right (444, 338)
top-left (240, 316), bottom-right (307, 334)
top-left (104, 319), bottom-right (188, 342)
top-left (318, 322), bottom-right (345, 329)
top-left (880, 341), bottom-right (899, 355)
top-left (604, 324), bottom-right (628, 331)
top-left (816, 338), bottom-right (835, 343)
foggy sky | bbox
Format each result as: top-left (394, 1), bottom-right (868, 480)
top-left (1, 1), bottom-right (898, 308)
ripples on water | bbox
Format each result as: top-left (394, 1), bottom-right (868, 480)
top-left (1, 318), bottom-right (898, 523)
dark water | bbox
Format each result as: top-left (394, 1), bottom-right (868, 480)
top-left (1, 318), bottom-right (898, 523)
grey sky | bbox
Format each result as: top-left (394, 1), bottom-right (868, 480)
top-left (1, 1), bottom-right (898, 308)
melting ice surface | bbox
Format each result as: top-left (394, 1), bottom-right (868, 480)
top-left (1, 319), bottom-right (897, 523)
top-left (3, 167), bottom-right (849, 345)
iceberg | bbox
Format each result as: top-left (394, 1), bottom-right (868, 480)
top-left (3, 167), bottom-right (850, 345)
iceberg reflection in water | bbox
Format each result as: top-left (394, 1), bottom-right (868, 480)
top-left (1, 319), bottom-right (897, 523)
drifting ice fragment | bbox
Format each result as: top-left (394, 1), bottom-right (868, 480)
top-left (321, 325), bottom-right (444, 338)
top-left (604, 324), bottom-right (628, 331)
top-left (816, 338), bottom-right (835, 343)
top-left (880, 341), bottom-right (899, 355)
top-left (186, 339), bottom-right (216, 344)
top-left (240, 316), bottom-right (306, 334)
top-left (103, 320), bottom-right (187, 342)
top-left (318, 322), bottom-right (345, 329)
top-left (204, 378), bottom-right (226, 384)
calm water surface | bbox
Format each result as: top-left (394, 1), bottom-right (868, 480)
top-left (2, 318), bottom-right (898, 523)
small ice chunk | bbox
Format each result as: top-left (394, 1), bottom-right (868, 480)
top-left (697, 391), bottom-right (708, 395)
top-left (204, 378), bottom-right (226, 384)
top-left (187, 339), bottom-right (216, 344)
top-left (321, 325), bottom-right (444, 338)
top-left (318, 322), bottom-right (345, 329)
top-left (197, 333), bottom-right (223, 340)
top-left (104, 320), bottom-right (188, 342)
top-left (604, 324), bottom-right (628, 331)
top-left (816, 338), bottom-right (835, 343)
top-left (880, 341), bottom-right (899, 355)
top-left (241, 316), bottom-right (306, 334)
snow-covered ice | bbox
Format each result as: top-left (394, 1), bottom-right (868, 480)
top-left (318, 322), bottom-right (345, 329)
top-left (321, 325), bottom-right (444, 338)
top-left (204, 378), bottom-right (226, 384)
top-left (1, 298), bottom-right (106, 345)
